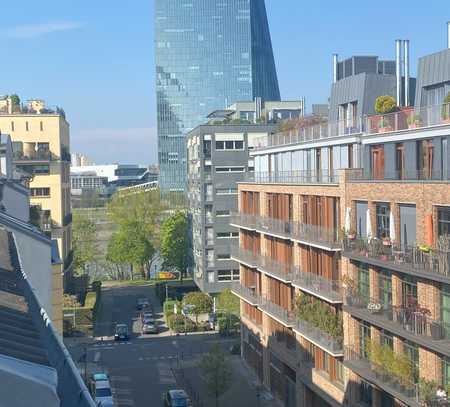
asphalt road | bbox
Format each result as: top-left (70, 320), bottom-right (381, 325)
top-left (68, 284), bottom-right (237, 407)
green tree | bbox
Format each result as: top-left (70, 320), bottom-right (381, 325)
top-left (73, 211), bottom-right (97, 276)
top-left (200, 344), bottom-right (232, 407)
top-left (160, 210), bottom-right (190, 278)
top-left (217, 289), bottom-right (240, 315)
top-left (183, 291), bottom-right (213, 323)
top-left (374, 95), bottom-right (397, 114)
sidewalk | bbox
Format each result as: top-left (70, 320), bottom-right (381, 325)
top-left (174, 354), bottom-right (281, 407)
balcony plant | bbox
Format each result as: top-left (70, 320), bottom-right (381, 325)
top-left (407, 114), bottom-right (423, 129)
top-left (375, 96), bottom-right (397, 133)
top-left (419, 378), bottom-right (438, 405)
top-left (442, 92), bottom-right (450, 123)
top-left (394, 353), bottom-right (414, 393)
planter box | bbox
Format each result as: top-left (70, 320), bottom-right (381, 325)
top-left (379, 126), bottom-right (394, 133)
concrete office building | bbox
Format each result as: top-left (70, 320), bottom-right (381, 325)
top-left (187, 120), bottom-right (279, 295)
top-left (231, 33), bottom-right (450, 407)
top-left (155, 0), bottom-right (280, 192)
top-left (0, 97), bottom-right (72, 285)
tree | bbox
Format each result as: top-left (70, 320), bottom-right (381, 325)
top-left (106, 189), bottom-right (163, 279)
top-left (374, 95), bottom-right (397, 114)
top-left (160, 211), bottom-right (190, 278)
top-left (217, 289), bottom-right (240, 316)
top-left (183, 291), bottom-right (213, 324)
top-left (200, 344), bottom-right (232, 407)
top-left (73, 211), bottom-right (98, 276)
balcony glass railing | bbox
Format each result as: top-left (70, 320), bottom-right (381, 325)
top-left (347, 168), bottom-right (450, 182)
top-left (252, 117), bottom-right (363, 151)
top-left (344, 289), bottom-right (450, 342)
top-left (367, 103), bottom-right (450, 135)
top-left (230, 282), bottom-right (260, 305)
top-left (343, 237), bottom-right (450, 281)
top-left (259, 296), bottom-right (296, 327)
top-left (243, 170), bottom-right (339, 184)
top-left (292, 269), bottom-right (342, 303)
top-left (294, 318), bottom-right (343, 355)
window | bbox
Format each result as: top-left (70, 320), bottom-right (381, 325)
top-left (336, 360), bottom-right (344, 384)
top-left (438, 207), bottom-right (450, 237)
top-left (203, 140), bottom-right (211, 158)
top-left (216, 210), bottom-right (230, 217)
top-left (360, 381), bottom-right (373, 406)
top-left (11, 121), bottom-right (14, 132)
top-left (443, 358), bottom-right (450, 389)
top-left (40, 121), bottom-right (44, 131)
top-left (358, 263), bottom-right (370, 299)
top-left (378, 269), bottom-right (392, 306)
top-left (216, 232), bottom-right (239, 239)
top-left (206, 249), bottom-right (214, 267)
top-left (217, 253), bottom-right (231, 260)
top-left (356, 201), bottom-right (368, 238)
top-left (399, 204), bottom-right (416, 249)
top-left (376, 203), bottom-right (390, 239)
top-left (442, 286), bottom-right (450, 338)
top-left (30, 187), bottom-right (50, 197)
top-left (25, 121), bottom-right (29, 131)
top-left (218, 269), bottom-right (240, 281)
top-left (401, 276), bottom-right (418, 308)
top-left (215, 166), bottom-right (245, 173)
top-left (215, 140), bottom-right (244, 150)
top-left (216, 188), bottom-right (237, 195)
top-left (359, 321), bottom-right (371, 359)
top-left (207, 271), bottom-right (215, 283)
top-left (396, 143), bottom-right (404, 179)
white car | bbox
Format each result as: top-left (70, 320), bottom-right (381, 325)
top-left (94, 380), bottom-right (113, 406)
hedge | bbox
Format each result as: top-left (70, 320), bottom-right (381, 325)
top-left (167, 314), bottom-right (196, 333)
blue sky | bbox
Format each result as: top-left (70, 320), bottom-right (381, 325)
top-left (2, 1), bottom-right (448, 164)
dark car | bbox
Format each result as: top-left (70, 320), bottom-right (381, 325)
top-left (114, 324), bottom-right (129, 341)
top-left (164, 389), bottom-right (191, 407)
top-left (136, 298), bottom-right (150, 310)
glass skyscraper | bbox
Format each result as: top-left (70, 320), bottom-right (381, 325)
top-left (155, 0), bottom-right (280, 192)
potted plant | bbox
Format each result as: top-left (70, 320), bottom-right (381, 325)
top-left (394, 353), bottom-right (413, 393)
top-left (442, 92), bottom-right (450, 124)
top-left (419, 243), bottom-right (431, 253)
top-left (419, 378), bottom-right (438, 405)
top-left (355, 239), bottom-right (367, 256)
top-left (383, 237), bottom-right (392, 247)
top-left (375, 95), bottom-right (398, 132)
top-left (407, 114), bottom-right (422, 129)
top-left (348, 229), bottom-right (356, 240)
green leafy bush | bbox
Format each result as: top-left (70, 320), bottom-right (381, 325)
top-left (167, 314), bottom-right (196, 333)
top-left (375, 95), bottom-right (397, 114)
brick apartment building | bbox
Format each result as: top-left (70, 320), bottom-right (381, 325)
top-left (231, 36), bottom-right (450, 407)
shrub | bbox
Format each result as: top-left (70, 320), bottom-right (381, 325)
top-left (167, 314), bottom-right (196, 333)
top-left (375, 95), bottom-right (397, 114)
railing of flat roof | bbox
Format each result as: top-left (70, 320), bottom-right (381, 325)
top-left (252, 117), bottom-right (363, 151)
top-left (0, 105), bottom-right (65, 118)
top-left (10, 234), bottom-right (96, 407)
top-left (251, 102), bottom-right (450, 152)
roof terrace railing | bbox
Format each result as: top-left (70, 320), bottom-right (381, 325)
top-left (252, 117), bottom-right (363, 151)
top-left (366, 102), bottom-right (450, 135)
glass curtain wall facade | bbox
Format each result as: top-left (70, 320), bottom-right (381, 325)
top-left (155, 0), bottom-right (280, 191)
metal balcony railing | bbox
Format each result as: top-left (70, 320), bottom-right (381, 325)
top-left (243, 170), bottom-right (339, 184)
top-left (344, 289), bottom-right (450, 342)
top-left (292, 269), bottom-right (342, 303)
top-left (343, 238), bottom-right (450, 281)
top-left (366, 102), bottom-right (450, 135)
top-left (347, 168), bottom-right (450, 182)
top-left (294, 318), bottom-right (343, 355)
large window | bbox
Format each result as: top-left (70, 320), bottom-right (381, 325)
top-left (376, 203), bottom-right (390, 239)
top-left (356, 201), bottom-right (368, 238)
top-left (378, 269), bottom-right (392, 306)
top-left (401, 276), bottom-right (418, 308)
top-left (215, 140), bottom-right (244, 151)
top-left (30, 187), bottom-right (50, 197)
top-left (399, 204), bottom-right (416, 249)
top-left (359, 321), bottom-right (371, 359)
top-left (218, 269), bottom-right (240, 282)
top-left (358, 263), bottom-right (370, 299)
top-left (442, 286), bottom-right (450, 337)
top-left (438, 207), bottom-right (450, 237)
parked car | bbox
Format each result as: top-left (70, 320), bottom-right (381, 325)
top-left (114, 324), bottom-right (129, 341)
top-left (93, 380), bottom-right (113, 406)
top-left (91, 372), bottom-right (109, 383)
top-left (142, 322), bottom-right (158, 334)
top-left (136, 298), bottom-right (150, 310)
top-left (97, 400), bottom-right (114, 407)
top-left (141, 310), bottom-right (154, 320)
top-left (164, 389), bottom-right (191, 407)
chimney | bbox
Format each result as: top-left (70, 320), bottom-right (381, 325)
top-left (395, 40), bottom-right (402, 106)
top-left (447, 21), bottom-right (450, 49)
top-left (333, 54), bottom-right (339, 83)
top-left (404, 40), bottom-right (410, 106)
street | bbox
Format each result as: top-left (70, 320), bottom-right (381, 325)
top-left (66, 284), bottom-right (239, 407)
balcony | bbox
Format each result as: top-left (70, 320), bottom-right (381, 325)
top-left (347, 168), bottom-right (450, 182)
top-left (366, 102), bottom-right (450, 136)
top-left (231, 246), bottom-right (297, 283)
top-left (252, 116), bottom-right (363, 151)
top-left (344, 346), bottom-right (421, 407)
top-left (343, 238), bottom-right (450, 284)
top-left (259, 297), bottom-right (296, 327)
top-left (230, 282), bottom-right (261, 306)
top-left (243, 170), bottom-right (339, 185)
top-left (0, 104), bottom-right (66, 118)
top-left (13, 150), bottom-right (56, 162)
top-left (344, 290), bottom-right (450, 357)
top-left (292, 269), bottom-right (342, 303)
top-left (231, 213), bottom-right (340, 250)
top-left (293, 318), bottom-right (343, 356)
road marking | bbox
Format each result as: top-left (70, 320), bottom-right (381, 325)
top-left (171, 340), bottom-right (178, 348)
